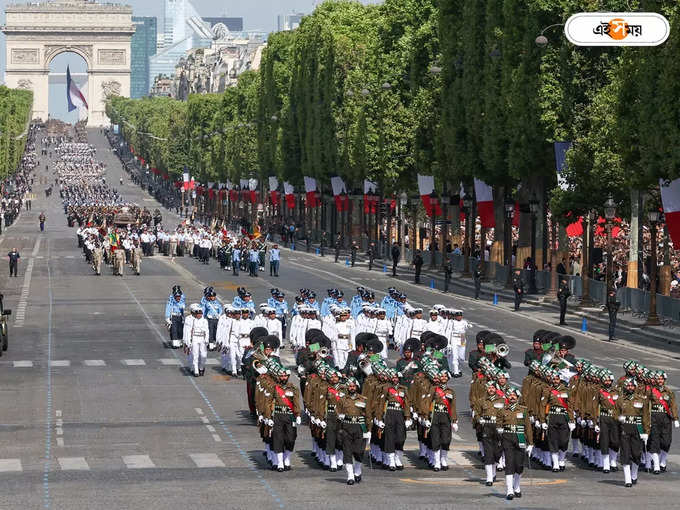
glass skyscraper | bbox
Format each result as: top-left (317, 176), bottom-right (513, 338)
top-left (130, 17), bottom-right (157, 98)
top-left (150, 0), bottom-right (212, 87)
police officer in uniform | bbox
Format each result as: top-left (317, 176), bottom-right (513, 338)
top-left (557, 279), bottom-right (571, 325)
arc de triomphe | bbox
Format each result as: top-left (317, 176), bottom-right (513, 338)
top-left (2, 0), bottom-right (134, 127)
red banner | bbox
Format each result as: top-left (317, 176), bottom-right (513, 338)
top-left (285, 194), bottom-right (296, 209)
top-left (270, 190), bottom-right (280, 207)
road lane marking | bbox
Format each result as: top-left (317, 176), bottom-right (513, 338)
top-left (83, 360), bottom-right (106, 366)
top-left (13, 361), bottom-right (33, 367)
top-left (57, 457), bottom-right (89, 471)
top-left (14, 237), bottom-right (41, 328)
top-left (212, 434), bottom-right (222, 442)
top-left (122, 359), bottom-right (146, 366)
top-left (122, 455), bottom-right (155, 469)
top-left (160, 358), bottom-right (181, 365)
top-left (189, 453), bottom-right (225, 468)
top-left (206, 425), bottom-right (216, 433)
top-left (194, 408), bottom-right (204, 415)
top-left (200, 416), bottom-right (209, 424)
top-left (49, 360), bottom-right (70, 367)
top-left (0, 459), bottom-right (22, 472)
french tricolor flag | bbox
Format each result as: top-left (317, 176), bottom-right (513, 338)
top-left (661, 178), bottom-right (680, 249)
top-left (66, 65), bottom-right (88, 112)
top-left (474, 178), bottom-right (495, 228)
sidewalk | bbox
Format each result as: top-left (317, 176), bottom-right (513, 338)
top-left (278, 238), bottom-right (680, 349)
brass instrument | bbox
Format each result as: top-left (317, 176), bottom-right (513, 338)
top-left (496, 343), bottom-right (510, 358)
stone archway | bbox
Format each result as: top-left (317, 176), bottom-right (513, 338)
top-left (2, 0), bottom-right (134, 127)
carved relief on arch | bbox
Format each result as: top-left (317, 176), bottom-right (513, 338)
top-left (101, 80), bottom-right (121, 98)
top-left (43, 44), bottom-right (93, 66)
top-left (17, 79), bottom-right (33, 91)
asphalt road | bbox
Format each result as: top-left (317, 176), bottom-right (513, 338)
top-left (0, 129), bottom-right (678, 510)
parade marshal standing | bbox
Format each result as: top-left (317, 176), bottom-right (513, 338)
top-left (7, 248), bottom-right (20, 277)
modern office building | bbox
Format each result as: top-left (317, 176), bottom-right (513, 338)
top-left (150, 0), bottom-right (213, 90)
top-left (203, 17), bottom-right (244, 32)
top-left (130, 17), bottom-right (157, 98)
top-left (277, 13), bottom-right (304, 31)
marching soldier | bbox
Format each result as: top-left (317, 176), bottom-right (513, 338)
top-left (498, 388), bottom-right (532, 500)
top-left (475, 380), bottom-right (505, 486)
top-left (539, 371), bottom-right (575, 472)
top-left (92, 240), bottom-right (103, 276)
top-left (422, 371), bottom-right (458, 471)
top-left (617, 378), bottom-right (650, 487)
top-left (165, 288), bottom-right (185, 349)
top-left (446, 309), bottom-right (471, 378)
top-left (337, 377), bottom-right (370, 485)
top-left (374, 369), bottom-right (412, 471)
top-left (203, 290), bottom-right (223, 351)
top-left (183, 303), bottom-right (209, 377)
top-left (596, 370), bottom-right (620, 473)
top-left (265, 354), bottom-right (302, 472)
top-left (131, 240), bottom-right (143, 275)
top-left (524, 330), bottom-right (547, 367)
top-left (648, 370), bottom-right (679, 474)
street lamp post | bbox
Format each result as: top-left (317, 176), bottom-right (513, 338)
top-left (504, 196), bottom-right (515, 288)
top-left (528, 195), bottom-right (540, 293)
top-left (399, 192), bottom-right (408, 264)
top-left (646, 209), bottom-right (662, 326)
top-left (604, 195), bottom-right (617, 295)
top-left (462, 195), bottom-right (473, 277)
top-left (440, 194), bottom-right (450, 269)
top-left (429, 190), bottom-right (439, 269)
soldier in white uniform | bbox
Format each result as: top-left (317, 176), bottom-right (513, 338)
top-left (183, 303), bottom-right (210, 377)
top-left (426, 309), bottom-right (445, 335)
top-left (216, 305), bottom-right (235, 373)
top-left (228, 308), bottom-right (243, 375)
top-left (446, 309), bottom-right (472, 377)
top-left (331, 307), bottom-right (354, 370)
top-left (373, 308), bottom-right (393, 359)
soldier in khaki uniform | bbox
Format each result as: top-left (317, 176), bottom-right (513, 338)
top-left (113, 246), bottom-right (125, 276)
top-left (337, 377), bottom-right (370, 485)
top-left (421, 371), bottom-right (458, 471)
top-left (92, 242), bottom-right (103, 276)
top-left (596, 370), bottom-right (620, 473)
top-left (374, 368), bottom-right (411, 471)
top-left (475, 380), bottom-right (505, 486)
top-left (539, 371), bottom-right (575, 472)
top-left (616, 377), bottom-right (650, 487)
top-left (267, 365), bottom-right (302, 472)
top-left (132, 240), bottom-right (143, 275)
top-left (648, 370), bottom-right (679, 473)
top-left (498, 388), bottom-right (533, 500)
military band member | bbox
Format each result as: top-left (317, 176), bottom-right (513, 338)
top-left (476, 380), bottom-right (505, 485)
top-left (267, 362), bottom-right (302, 472)
top-left (422, 371), bottom-right (458, 471)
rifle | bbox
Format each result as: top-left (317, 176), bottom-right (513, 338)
top-left (424, 400), bottom-right (435, 439)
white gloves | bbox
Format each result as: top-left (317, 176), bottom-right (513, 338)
top-left (362, 432), bottom-right (371, 440)
top-left (675, 420), bottom-right (679, 429)
top-left (526, 445), bottom-right (533, 456)
top-left (568, 422), bottom-right (576, 432)
top-left (640, 434), bottom-right (648, 444)
top-left (452, 423), bottom-right (459, 432)
top-left (541, 423), bottom-right (548, 430)
top-left (424, 420), bottom-right (431, 428)
top-left (378, 421), bottom-right (385, 429)
top-left (618, 416), bottom-right (625, 423)
top-left (338, 414), bottom-right (346, 420)
top-left (594, 426), bottom-right (600, 433)
top-left (497, 428), bottom-right (504, 435)
top-left (266, 419), bottom-right (274, 427)
top-left (295, 416), bottom-right (301, 426)
top-left (587, 420), bottom-right (593, 427)
top-left (404, 419), bottom-right (412, 429)
top-left (529, 416), bottom-right (535, 424)
top-left (320, 420), bottom-right (327, 429)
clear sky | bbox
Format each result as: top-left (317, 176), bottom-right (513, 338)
top-left (0, 0), bottom-right (379, 121)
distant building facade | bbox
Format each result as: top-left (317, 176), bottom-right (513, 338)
top-left (130, 16), bottom-right (157, 98)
